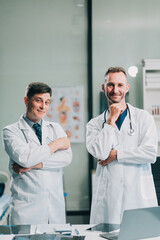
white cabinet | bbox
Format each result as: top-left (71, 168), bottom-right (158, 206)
top-left (142, 59), bottom-right (160, 156)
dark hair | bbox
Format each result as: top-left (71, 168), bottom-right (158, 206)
top-left (25, 82), bottom-right (52, 99)
top-left (105, 67), bottom-right (127, 77)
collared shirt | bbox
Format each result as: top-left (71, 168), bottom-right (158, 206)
top-left (23, 114), bottom-right (42, 133)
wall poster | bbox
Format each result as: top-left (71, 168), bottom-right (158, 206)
top-left (45, 85), bottom-right (84, 143)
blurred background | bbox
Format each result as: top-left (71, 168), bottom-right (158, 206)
top-left (1, 0), bottom-right (160, 224)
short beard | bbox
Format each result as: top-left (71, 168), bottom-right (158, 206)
top-left (107, 94), bottom-right (123, 105)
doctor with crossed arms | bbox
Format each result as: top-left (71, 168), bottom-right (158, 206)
top-left (3, 82), bottom-right (72, 225)
top-left (86, 67), bottom-right (158, 224)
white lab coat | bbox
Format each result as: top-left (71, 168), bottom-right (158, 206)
top-left (3, 115), bottom-right (72, 225)
top-left (86, 103), bottom-right (158, 224)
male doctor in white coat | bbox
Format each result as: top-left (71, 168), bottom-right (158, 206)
top-left (3, 82), bottom-right (72, 225)
top-left (86, 67), bottom-right (158, 224)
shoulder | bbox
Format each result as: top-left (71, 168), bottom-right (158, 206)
top-left (135, 106), bottom-right (152, 119)
top-left (3, 121), bottom-right (21, 140)
top-left (3, 121), bottom-right (19, 132)
top-left (87, 113), bottom-right (104, 128)
top-left (128, 104), bottom-right (154, 122)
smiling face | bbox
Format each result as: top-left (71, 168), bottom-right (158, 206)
top-left (102, 71), bottom-right (129, 106)
top-left (24, 93), bottom-right (51, 123)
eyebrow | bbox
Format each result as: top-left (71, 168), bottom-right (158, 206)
top-left (107, 82), bottom-right (125, 84)
top-left (34, 97), bottom-right (51, 101)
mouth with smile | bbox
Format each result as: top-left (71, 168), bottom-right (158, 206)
top-left (110, 94), bottom-right (121, 98)
top-left (108, 93), bottom-right (122, 103)
top-left (37, 110), bottom-right (46, 113)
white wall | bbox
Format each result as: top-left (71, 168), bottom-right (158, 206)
top-left (1, 0), bottom-right (160, 213)
top-left (92, 0), bottom-right (160, 156)
top-left (0, 0), bottom-right (89, 211)
top-left (92, 0), bottom-right (160, 117)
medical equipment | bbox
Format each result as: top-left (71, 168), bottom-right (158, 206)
top-left (102, 104), bottom-right (135, 136)
top-left (127, 104), bottom-right (135, 136)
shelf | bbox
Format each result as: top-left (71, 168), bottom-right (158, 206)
top-left (142, 59), bottom-right (160, 70)
top-left (145, 87), bottom-right (160, 90)
top-left (153, 115), bottom-right (160, 119)
top-left (143, 59), bottom-right (160, 153)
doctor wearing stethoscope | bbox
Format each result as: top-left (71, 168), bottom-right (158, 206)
top-left (86, 67), bottom-right (158, 224)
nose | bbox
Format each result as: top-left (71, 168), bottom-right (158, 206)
top-left (113, 85), bottom-right (119, 93)
top-left (40, 101), bottom-right (45, 109)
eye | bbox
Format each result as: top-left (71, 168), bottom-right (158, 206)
top-left (45, 101), bottom-right (51, 105)
top-left (118, 84), bottom-right (124, 87)
top-left (36, 99), bottom-right (41, 103)
top-left (107, 83), bottom-right (114, 87)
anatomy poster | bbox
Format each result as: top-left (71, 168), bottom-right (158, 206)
top-left (45, 86), bottom-right (84, 142)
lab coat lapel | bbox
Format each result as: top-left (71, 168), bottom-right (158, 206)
top-left (120, 103), bottom-right (136, 134)
top-left (18, 116), bottom-right (41, 145)
top-left (41, 120), bottom-right (48, 144)
top-left (41, 120), bottom-right (58, 144)
top-left (41, 120), bottom-right (53, 144)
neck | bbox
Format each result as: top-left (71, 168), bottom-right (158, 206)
top-left (26, 113), bottom-right (40, 123)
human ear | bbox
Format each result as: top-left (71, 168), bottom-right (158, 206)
top-left (126, 84), bottom-right (129, 93)
top-left (24, 96), bottom-right (29, 106)
top-left (102, 84), bottom-right (105, 92)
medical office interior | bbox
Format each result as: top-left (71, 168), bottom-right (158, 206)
top-left (1, 0), bottom-right (160, 228)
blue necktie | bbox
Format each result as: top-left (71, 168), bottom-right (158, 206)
top-left (33, 123), bottom-right (42, 144)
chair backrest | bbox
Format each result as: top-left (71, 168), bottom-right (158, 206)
top-left (0, 171), bottom-right (10, 194)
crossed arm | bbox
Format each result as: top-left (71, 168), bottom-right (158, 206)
top-left (12, 137), bottom-right (70, 174)
top-left (98, 149), bottom-right (117, 167)
top-left (87, 102), bottom-right (158, 167)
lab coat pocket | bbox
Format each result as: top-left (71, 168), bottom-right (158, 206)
top-left (13, 173), bottom-right (39, 202)
top-left (140, 175), bottom-right (155, 200)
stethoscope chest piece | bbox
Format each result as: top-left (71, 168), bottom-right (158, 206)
top-left (128, 128), bottom-right (135, 136)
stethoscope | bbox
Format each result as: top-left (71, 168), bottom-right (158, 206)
top-left (102, 104), bottom-right (135, 136)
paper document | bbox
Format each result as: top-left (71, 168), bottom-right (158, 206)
top-left (53, 223), bottom-right (72, 234)
top-left (34, 224), bottom-right (54, 234)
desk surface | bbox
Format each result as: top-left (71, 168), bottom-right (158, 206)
top-left (0, 224), bottom-right (112, 240)
top-left (0, 224), bottom-right (101, 240)
top-left (0, 224), bottom-right (160, 240)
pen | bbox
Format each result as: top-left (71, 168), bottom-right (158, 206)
top-left (74, 228), bottom-right (79, 235)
